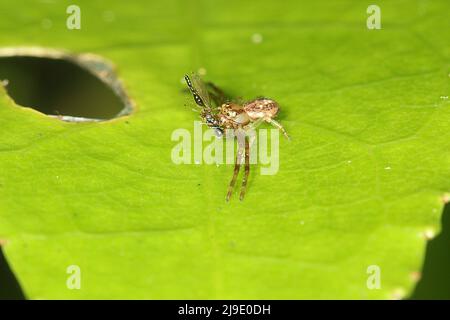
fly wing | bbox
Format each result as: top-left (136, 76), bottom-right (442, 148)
top-left (184, 72), bottom-right (212, 109)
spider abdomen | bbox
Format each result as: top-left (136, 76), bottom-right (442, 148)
top-left (244, 98), bottom-right (279, 120)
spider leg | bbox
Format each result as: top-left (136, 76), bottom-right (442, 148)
top-left (239, 136), bottom-right (250, 201)
top-left (207, 82), bottom-right (228, 106)
top-left (226, 146), bottom-right (242, 201)
top-left (245, 117), bottom-right (265, 131)
top-left (226, 130), bottom-right (245, 201)
top-left (243, 118), bottom-right (263, 150)
top-left (266, 118), bottom-right (290, 140)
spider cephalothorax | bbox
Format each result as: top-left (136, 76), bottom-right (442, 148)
top-left (184, 72), bottom-right (289, 201)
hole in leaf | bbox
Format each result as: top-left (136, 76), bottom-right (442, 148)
top-left (0, 47), bottom-right (134, 122)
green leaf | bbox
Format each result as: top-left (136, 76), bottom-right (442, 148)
top-left (0, 0), bottom-right (449, 299)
